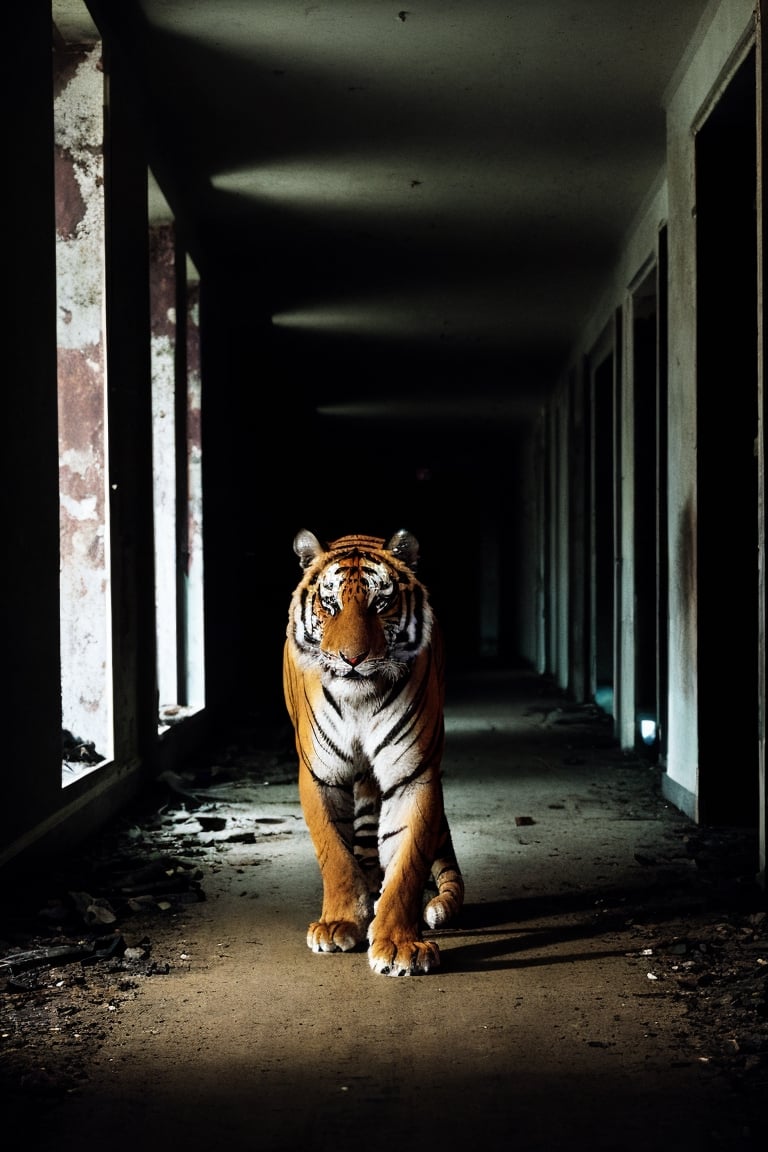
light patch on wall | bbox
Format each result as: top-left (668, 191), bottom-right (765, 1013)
top-left (271, 301), bottom-right (479, 344)
top-left (213, 159), bottom-right (378, 203)
top-left (211, 158), bottom-right (454, 219)
top-left (271, 291), bottom-right (544, 348)
top-left (271, 305), bottom-right (400, 334)
top-left (210, 157), bottom-right (546, 224)
top-left (317, 396), bottom-right (536, 423)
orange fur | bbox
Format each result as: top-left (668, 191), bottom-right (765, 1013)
top-left (283, 530), bottom-right (464, 975)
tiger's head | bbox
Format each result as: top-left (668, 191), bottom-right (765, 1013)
top-left (286, 529), bottom-right (435, 693)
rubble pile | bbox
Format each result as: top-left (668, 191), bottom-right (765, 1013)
top-left (0, 839), bottom-right (205, 1100)
top-left (0, 735), bottom-right (300, 1102)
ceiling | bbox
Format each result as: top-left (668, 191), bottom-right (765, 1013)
top-left (69, 0), bottom-right (715, 423)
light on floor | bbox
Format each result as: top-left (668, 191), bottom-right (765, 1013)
top-left (639, 718), bottom-right (657, 745)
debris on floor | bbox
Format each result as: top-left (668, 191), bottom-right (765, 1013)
top-left (1, 724), bottom-right (305, 1104)
top-left (61, 729), bottom-right (104, 768)
top-left (2, 715), bottom-right (767, 1133)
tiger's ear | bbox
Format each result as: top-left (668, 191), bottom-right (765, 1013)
top-left (293, 529), bottom-right (325, 570)
top-left (386, 529), bottom-right (420, 571)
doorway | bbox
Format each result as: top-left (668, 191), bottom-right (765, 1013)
top-left (695, 48), bottom-right (759, 826)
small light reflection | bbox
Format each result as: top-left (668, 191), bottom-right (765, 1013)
top-left (639, 718), bottom-right (657, 745)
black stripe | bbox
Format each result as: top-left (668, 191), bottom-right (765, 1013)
top-left (379, 824), bottom-right (406, 845)
top-left (373, 670), bottom-right (411, 716)
top-left (381, 757), bottom-right (435, 802)
top-left (372, 655), bottom-right (432, 757)
top-left (305, 763), bottom-right (353, 794)
top-left (322, 684), bottom-right (344, 718)
top-left (303, 686), bottom-right (351, 765)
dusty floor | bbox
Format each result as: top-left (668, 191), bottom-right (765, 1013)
top-left (2, 667), bottom-right (767, 1151)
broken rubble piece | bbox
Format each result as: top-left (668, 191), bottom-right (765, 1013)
top-left (515, 816), bottom-right (536, 826)
top-left (1, 932), bottom-right (125, 984)
top-left (127, 894), bottom-right (161, 909)
top-left (1, 942), bottom-right (96, 976)
top-left (68, 890), bottom-right (118, 925)
top-left (197, 816), bottom-right (227, 832)
top-left (80, 933), bottom-right (126, 965)
top-left (61, 729), bottom-right (103, 765)
top-left (123, 945), bottom-right (149, 962)
top-left (146, 960), bottom-right (170, 975)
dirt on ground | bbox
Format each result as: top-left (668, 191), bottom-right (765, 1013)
top-left (1, 675), bottom-right (767, 1150)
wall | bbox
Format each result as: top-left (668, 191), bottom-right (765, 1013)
top-left (664, 0), bottom-right (756, 817)
top-left (2, 5), bottom-right (65, 863)
top-left (545, 0), bottom-right (759, 829)
top-left (4, 0), bottom-right (763, 877)
top-left (1, 8), bottom-right (204, 871)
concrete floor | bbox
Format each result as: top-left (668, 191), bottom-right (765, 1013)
top-left (2, 667), bottom-right (765, 1150)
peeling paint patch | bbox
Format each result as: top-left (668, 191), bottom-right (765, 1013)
top-left (54, 142), bottom-right (87, 239)
top-left (54, 44), bottom-right (105, 351)
top-left (150, 227), bottom-right (178, 341)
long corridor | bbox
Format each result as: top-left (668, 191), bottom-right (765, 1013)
top-left (2, 668), bottom-right (765, 1150)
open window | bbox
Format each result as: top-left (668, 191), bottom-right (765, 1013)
top-left (54, 15), bottom-right (112, 784)
top-left (149, 179), bottom-right (205, 731)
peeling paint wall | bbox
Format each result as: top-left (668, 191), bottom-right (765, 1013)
top-left (55, 41), bottom-right (112, 767)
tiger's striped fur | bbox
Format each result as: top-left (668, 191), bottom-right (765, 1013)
top-left (283, 529), bottom-right (464, 975)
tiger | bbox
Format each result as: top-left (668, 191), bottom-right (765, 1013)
top-left (282, 528), bottom-right (464, 976)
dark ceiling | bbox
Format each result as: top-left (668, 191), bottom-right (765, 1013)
top-left (67, 1), bottom-right (714, 422)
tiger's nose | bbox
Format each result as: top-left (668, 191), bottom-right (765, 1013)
top-left (340, 649), bottom-right (369, 667)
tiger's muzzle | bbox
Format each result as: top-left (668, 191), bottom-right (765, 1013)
top-left (320, 591), bottom-right (388, 676)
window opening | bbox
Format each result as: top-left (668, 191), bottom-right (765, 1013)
top-left (185, 266), bottom-right (205, 710)
top-left (54, 20), bottom-right (112, 785)
top-left (149, 186), bottom-right (205, 730)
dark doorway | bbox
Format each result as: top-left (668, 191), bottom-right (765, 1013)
top-left (695, 48), bottom-right (759, 826)
top-left (656, 227), bottom-right (670, 766)
top-left (591, 342), bottom-right (617, 716)
top-left (632, 267), bottom-right (660, 755)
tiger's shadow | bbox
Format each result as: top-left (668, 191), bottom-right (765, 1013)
top-left (430, 885), bottom-right (708, 974)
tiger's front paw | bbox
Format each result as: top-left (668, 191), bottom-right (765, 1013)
top-left (368, 936), bottom-right (441, 976)
top-left (307, 920), bottom-right (366, 954)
